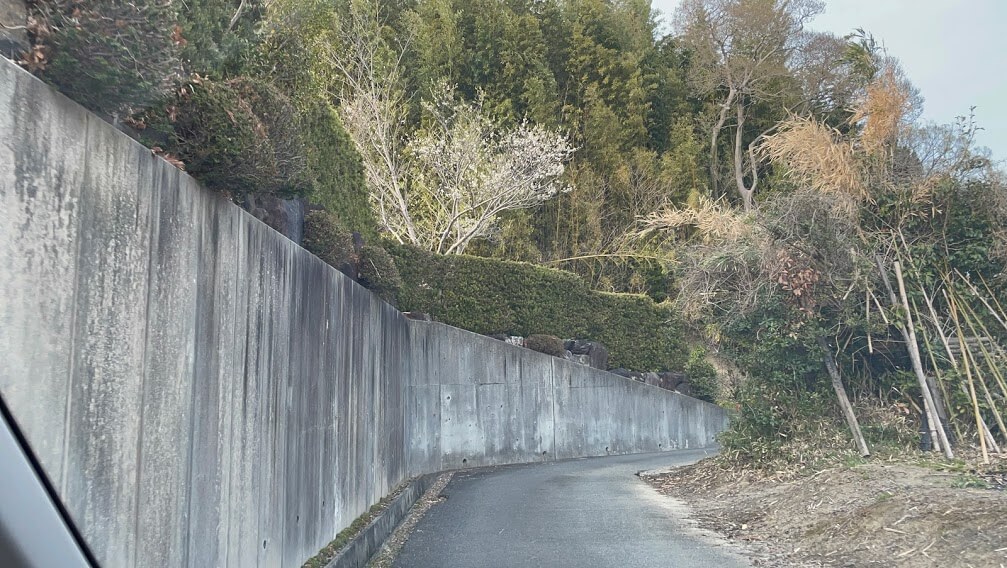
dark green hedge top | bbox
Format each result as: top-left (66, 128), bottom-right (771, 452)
top-left (388, 244), bottom-right (685, 371)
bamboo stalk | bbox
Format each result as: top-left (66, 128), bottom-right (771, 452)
top-left (947, 291), bottom-right (990, 464)
top-left (911, 298), bottom-right (953, 442)
top-left (922, 288), bottom-right (957, 366)
top-left (955, 269), bottom-right (1007, 332)
top-left (978, 272), bottom-right (1007, 319)
top-left (893, 261), bottom-right (954, 458)
top-left (953, 279), bottom-right (1007, 403)
top-left (818, 336), bottom-right (870, 457)
top-left (925, 287), bottom-right (1001, 452)
top-left (870, 289), bottom-right (891, 325)
top-left (917, 313), bottom-right (967, 446)
top-left (866, 288), bottom-right (874, 354)
top-left (875, 256), bottom-right (951, 456)
top-left (956, 318), bottom-right (1007, 444)
top-left (955, 295), bottom-right (1007, 404)
top-left (952, 294), bottom-right (1007, 450)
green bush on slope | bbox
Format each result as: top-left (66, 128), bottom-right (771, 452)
top-left (388, 244), bottom-right (686, 371)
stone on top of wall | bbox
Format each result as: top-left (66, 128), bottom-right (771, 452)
top-left (0, 0), bottom-right (29, 58)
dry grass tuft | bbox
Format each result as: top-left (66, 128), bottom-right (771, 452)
top-left (851, 67), bottom-right (911, 156)
top-left (637, 197), bottom-right (753, 244)
top-left (761, 115), bottom-right (866, 199)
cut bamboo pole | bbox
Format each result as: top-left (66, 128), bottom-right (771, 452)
top-left (952, 294), bottom-right (1007, 449)
top-left (922, 288), bottom-right (956, 366)
top-left (978, 272), bottom-right (1007, 319)
top-left (911, 298), bottom-right (953, 442)
top-left (955, 296), bottom-right (1007, 402)
top-left (866, 288), bottom-right (874, 354)
top-left (956, 269), bottom-right (1007, 332)
top-left (922, 287), bottom-right (1004, 452)
top-left (893, 261), bottom-right (954, 459)
top-left (956, 326), bottom-right (1007, 445)
top-left (947, 292), bottom-right (990, 464)
top-left (955, 285), bottom-right (1007, 403)
top-left (818, 336), bottom-right (871, 457)
top-left (876, 257), bottom-right (940, 450)
top-left (870, 289), bottom-right (891, 325)
top-left (917, 315), bottom-right (967, 446)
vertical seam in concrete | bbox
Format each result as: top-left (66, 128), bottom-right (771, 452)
top-left (550, 357), bottom-right (556, 461)
top-left (60, 113), bottom-right (90, 497)
top-left (222, 209), bottom-right (243, 568)
top-left (130, 156), bottom-right (160, 568)
top-left (181, 202), bottom-right (204, 568)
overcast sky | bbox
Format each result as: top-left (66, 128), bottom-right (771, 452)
top-left (650, 0), bottom-right (1007, 162)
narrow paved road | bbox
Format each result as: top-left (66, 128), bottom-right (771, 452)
top-left (392, 450), bottom-right (752, 568)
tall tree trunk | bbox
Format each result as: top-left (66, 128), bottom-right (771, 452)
top-left (733, 102), bottom-right (756, 212)
top-left (818, 336), bottom-right (871, 457)
top-left (708, 88), bottom-right (736, 200)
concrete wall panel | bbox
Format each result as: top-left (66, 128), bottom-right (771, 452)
top-left (135, 161), bottom-right (198, 568)
top-left (0, 60), bottom-right (87, 481)
top-left (65, 114), bottom-right (154, 568)
top-left (0, 58), bottom-right (728, 568)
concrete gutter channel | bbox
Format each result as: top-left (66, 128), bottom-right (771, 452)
top-left (323, 474), bottom-right (439, 568)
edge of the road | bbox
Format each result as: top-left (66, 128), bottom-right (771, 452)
top-left (323, 474), bottom-right (439, 568)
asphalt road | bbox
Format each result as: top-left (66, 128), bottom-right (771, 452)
top-left (392, 450), bottom-right (753, 568)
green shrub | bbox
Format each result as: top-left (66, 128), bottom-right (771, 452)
top-left (525, 335), bottom-right (566, 357)
top-left (303, 211), bottom-right (356, 272)
top-left (685, 347), bottom-right (718, 403)
top-left (304, 211), bottom-right (400, 304)
top-left (300, 102), bottom-right (378, 238)
top-left (358, 244), bottom-right (402, 305)
top-left (30, 0), bottom-right (181, 116)
top-left (388, 244), bottom-right (686, 370)
top-left (168, 77), bottom-right (311, 196)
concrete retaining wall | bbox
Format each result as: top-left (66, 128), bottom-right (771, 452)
top-left (0, 57), bottom-right (727, 568)
top-left (406, 322), bottom-right (725, 474)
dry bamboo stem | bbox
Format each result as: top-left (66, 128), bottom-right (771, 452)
top-left (818, 336), bottom-right (870, 457)
top-left (866, 288), bottom-right (874, 354)
top-left (893, 261), bottom-right (954, 458)
top-left (956, 321), bottom-right (1007, 441)
top-left (953, 296), bottom-right (1007, 446)
top-left (956, 269), bottom-right (1007, 332)
top-left (978, 273), bottom-right (1007, 319)
top-left (922, 290), bottom-right (1002, 455)
top-left (917, 315), bottom-right (967, 446)
top-left (955, 295), bottom-right (1007, 405)
top-left (875, 256), bottom-right (948, 455)
top-left (922, 288), bottom-right (956, 366)
top-left (911, 298), bottom-right (953, 440)
top-left (870, 289), bottom-right (891, 325)
top-left (947, 292), bottom-right (990, 464)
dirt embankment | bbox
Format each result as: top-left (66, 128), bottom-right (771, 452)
top-left (643, 458), bottom-right (1007, 567)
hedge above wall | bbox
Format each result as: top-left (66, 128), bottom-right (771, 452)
top-left (388, 245), bottom-right (685, 371)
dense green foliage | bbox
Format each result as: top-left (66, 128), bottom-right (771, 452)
top-left (167, 77), bottom-right (312, 197)
top-left (358, 244), bottom-right (403, 305)
top-left (299, 102), bottom-right (377, 237)
top-left (304, 211), bottom-right (357, 271)
top-left (27, 0), bottom-right (181, 116)
top-left (684, 347), bottom-right (719, 403)
top-left (303, 211), bottom-right (402, 304)
top-left (524, 335), bottom-right (567, 358)
top-left (388, 244), bottom-right (686, 371)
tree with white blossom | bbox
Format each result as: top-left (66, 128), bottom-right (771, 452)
top-left (329, 0), bottom-right (574, 253)
top-left (408, 85), bottom-right (575, 254)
